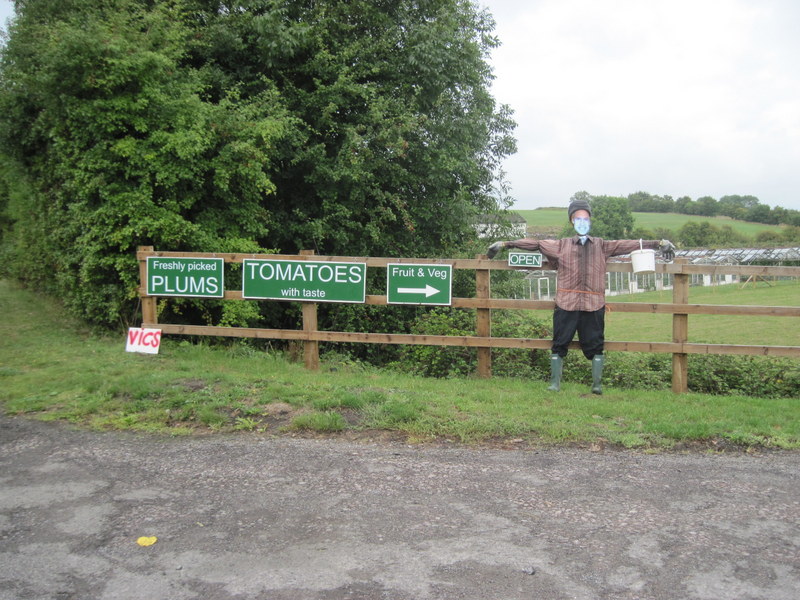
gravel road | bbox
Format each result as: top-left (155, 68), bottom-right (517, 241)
top-left (1, 415), bottom-right (798, 599)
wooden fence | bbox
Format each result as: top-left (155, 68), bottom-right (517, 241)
top-left (137, 246), bottom-right (800, 393)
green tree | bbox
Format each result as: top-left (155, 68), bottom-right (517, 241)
top-left (1, 1), bottom-right (290, 325)
top-left (589, 195), bottom-right (635, 238)
top-left (627, 191), bottom-right (657, 212)
top-left (188, 0), bottom-right (516, 258)
top-left (694, 196), bottom-right (719, 217)
top-left (675, 196), bottom-right (693, 214)
top-left (677, 222), bottom-right (714, 247)
top-left (755, 230), bottom-right (784, 245)
top-left (628, 191), bottom-right (675, 213)
top-left (652, 227), bottom-right (676, 241)
top-left (781, 226), bottom-right (800, 244)
top-left (746, 203), bottom-right (772, 224)
top-left (676, 221), bottom-right (747, 247)
top-left (0, 0), bottom-right (516, 328)
top-left (718, 195), bottom-right (759, 220)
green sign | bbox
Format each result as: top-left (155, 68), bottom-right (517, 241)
top-left (242, 259), bottom-right (366, 303)
top-left (146, 257), bottom-right (224, 297)
top-left (386, 263), bottom-right (452, 305)
top-left (508, 252), bottom-right (543, 268)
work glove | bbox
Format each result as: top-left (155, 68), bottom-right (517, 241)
top-left (659, 239), bottom-right (675, 262)
top-left (487, 241), bottom-right (507, 259)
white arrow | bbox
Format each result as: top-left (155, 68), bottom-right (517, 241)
top-left (397, 284), bottom-right (439, 297)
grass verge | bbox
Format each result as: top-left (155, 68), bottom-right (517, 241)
top-left (2, 279), bottom-right (798, 450)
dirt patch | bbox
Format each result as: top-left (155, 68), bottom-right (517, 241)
top-left (261, 402), bottom-right (297, 417)
top-left (175, 378), bottom-right (207, 392)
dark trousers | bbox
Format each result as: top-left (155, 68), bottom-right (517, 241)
top-left (552, 306), bottom-right (605, 360)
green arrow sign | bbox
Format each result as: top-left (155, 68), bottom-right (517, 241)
top-left (242, 259), bottom-right (366, 303)
top-left (146, 257), bottom-right (224, 297)
top-left (387, 263), bottom-right (452, 305)
top-left (508, 252), bottom-right (543, 268)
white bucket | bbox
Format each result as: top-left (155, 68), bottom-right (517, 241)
top-left (630, 239), bottom-right (656, 274)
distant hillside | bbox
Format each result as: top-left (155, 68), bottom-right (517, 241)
top-left (515, 208), bottom-right (786, 239)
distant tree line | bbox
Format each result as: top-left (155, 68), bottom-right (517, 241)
top-left (627, 191), bottom-right (800, 227)
top-left (566, 192), bottom-right (800, 249)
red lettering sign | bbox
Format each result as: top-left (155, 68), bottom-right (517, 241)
top-left (126, 328), bottom-right (162, 354)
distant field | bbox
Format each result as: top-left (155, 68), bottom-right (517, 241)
top-left (605, 279), bottom-right (800, 346)
top-left (515, 208), bottom-right (785, 238)
top-left (505, 278), bottom-right (799, 347)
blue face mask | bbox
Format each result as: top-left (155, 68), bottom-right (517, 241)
top-left (573, 217), bottom-right (591, 236)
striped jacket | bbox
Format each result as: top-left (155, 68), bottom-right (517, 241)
top-left (507, 236), bottom-right (660, 312)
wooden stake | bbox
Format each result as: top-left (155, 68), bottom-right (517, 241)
top-left (138, 246), bottom-right (157, 326)
top-left (476, 255), bottom-right (491, 378)
top-left (672, 258), bottom-right (689, 393)
top-left (300, 250), bottom-right (320, 370)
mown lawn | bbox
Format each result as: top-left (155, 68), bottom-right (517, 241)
top-left (606, 279), bottom-right (800, 345)
top-left (2, 279), bottom-right (798, 450)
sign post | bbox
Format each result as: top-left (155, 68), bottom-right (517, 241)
top-left (242, 259), bottom-right (367, 303)
top-left (386, 263), bottom-right (452, 305)
top-left (126, 327), bottom-right (162, 354)
top-left (146, 257), bottom-right (224, 297)
top-left (507, 252), bottom-right (543, 268)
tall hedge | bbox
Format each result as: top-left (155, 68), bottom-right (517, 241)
top-left (0, 0), bottom-right (515, 328)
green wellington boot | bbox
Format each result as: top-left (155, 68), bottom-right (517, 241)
top-left (591, 355), bottom-right (605, 395)
top-left (547, 355), bottom-right (563, 392)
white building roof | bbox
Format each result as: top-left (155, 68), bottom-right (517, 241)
top-left (675, 247), bottom-right (800, 264)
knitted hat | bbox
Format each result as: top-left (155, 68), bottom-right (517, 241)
top-left (568, 198), bottom-right (592, 221)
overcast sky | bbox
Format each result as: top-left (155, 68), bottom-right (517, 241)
top-left (481, 0), bottom-right (800, 210)
top-left (3, 1), bottom-right (799, 211)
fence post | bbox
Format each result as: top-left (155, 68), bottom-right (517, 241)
top-left (300, 250), bottom-right (320, 370)
top-left (672, 258), bottom-right (689, 393)
top-left (476, 254), bottom-right (492, 378)
top-left (138, 246), bottom-right (158, 327)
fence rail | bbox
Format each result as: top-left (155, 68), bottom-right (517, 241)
top-left (137, 247), bottom-right (800, 393)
